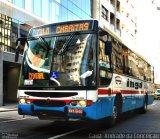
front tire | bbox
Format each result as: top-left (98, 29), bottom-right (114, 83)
top-left (139, 95), bottom-right (148, 114)
top-left (108, 106), bottom-right (118, 127)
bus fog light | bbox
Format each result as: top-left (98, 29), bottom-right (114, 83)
top-left (78, 100), bottom-right (86, 107)
top-left (19, 98), bottom-right (26, 104)
top-left (26, 99), bottom-right (31, 104)
top-left (70, 100), bottom-right (78, 106)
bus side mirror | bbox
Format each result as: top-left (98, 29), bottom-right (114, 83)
top-left (15, 37), bottom-right (27, 62)
top-left (105, 41), bottom-right (112, 56)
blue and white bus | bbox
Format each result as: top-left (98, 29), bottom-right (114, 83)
top-left (15, 20), bottom-right (154, 125)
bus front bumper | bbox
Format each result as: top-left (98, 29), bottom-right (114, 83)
top-left (17, 103), bottom-right (97, 120)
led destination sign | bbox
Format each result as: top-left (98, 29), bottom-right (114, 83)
top-left (29, 20), bottom-right (97, 37)
top-left (32, 28), bottom-right (50, 36)
top-left (56, 22), bottom-right (89, 33)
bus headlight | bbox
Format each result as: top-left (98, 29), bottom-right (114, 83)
top-left (19, 98), bottom-right (26, 104)
top-left (70, 100), bottom-right (91, 107)
top-left (19, 98), bottom-right (31, 104)
top-left (78, 100), bottom-right (87, 107)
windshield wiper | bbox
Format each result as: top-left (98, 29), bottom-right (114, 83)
top-left (50, 77), bottom-right (61, 86)
top-left (39, 36), bottom-right (49, 50)
top-left (58, 32), bottom-right (79, 55)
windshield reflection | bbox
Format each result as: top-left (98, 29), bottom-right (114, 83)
top-left (20, 33), bottom-right (96, 87)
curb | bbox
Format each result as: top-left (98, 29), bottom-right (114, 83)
top-left (0, 108), bottom-right (17, 112)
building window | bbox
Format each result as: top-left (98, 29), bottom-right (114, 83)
top-left (110, 12), bottom-right (115, 25)
top-left (0, 14), bottom-right (11, 52)
top-left (12, 0), bottom-right (25, 8)
top-left (41, 0), bottom-right (49, 21)
top-left (111, 0), bottom-right (115, 6)
top-left (33, 0), bottom-right (42, 17)
top-left (48, 0), bottom-right (91, 22)
top-left (25, 0), bottom-right (33, 12)
top-left (117, 1), bottom-right (120, 12)
top-left (116, 19), bottom-right (120, 30)
top-left (101, 5), bottom-right (108, 21)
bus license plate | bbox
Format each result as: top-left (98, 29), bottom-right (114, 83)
top-left (68, 108), bottom-right (83, 114)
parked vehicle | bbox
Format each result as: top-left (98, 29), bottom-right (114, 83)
top-left (154, 89), bottom-right (160, 99)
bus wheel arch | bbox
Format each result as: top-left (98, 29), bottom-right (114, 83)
top-left (114, 93), bottom-right (123, 115)
top-left (139, 93), bottom-right (148, 114)
top-left (108, 93), bottom-right (123, 126)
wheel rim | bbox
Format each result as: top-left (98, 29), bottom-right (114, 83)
top-left (145, 103), bottom-right (147, 110)
top-left (112, 106), bottom-right (118, 120)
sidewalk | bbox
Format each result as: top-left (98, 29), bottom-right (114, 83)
top-left (0, 104), bottom-right (17, 112)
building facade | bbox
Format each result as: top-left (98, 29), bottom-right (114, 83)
top-left (11, 0), bottom-right (91, 23)
top-left (0, 0), bottom-right (92, 106)
top-left (92, 0), bottom-right (137, 48)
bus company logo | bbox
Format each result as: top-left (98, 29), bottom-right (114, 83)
top-left (126, 78), bottom-right (143, 89)
top-left (115, 76), bottom-right (122, 85)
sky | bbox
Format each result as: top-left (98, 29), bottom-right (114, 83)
top-left (135, 0), bottom-right (160, 84)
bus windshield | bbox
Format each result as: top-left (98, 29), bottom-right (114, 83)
top-left (20, 33), bottom-right (97, 88)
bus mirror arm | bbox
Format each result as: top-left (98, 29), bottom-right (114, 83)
top-left (15, 37), bottom-right (28, 62)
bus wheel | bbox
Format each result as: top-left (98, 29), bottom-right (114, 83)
top-left (139, 95), bottom-right (148, 114)
top-left (107, 105), bottom-right (118, 127)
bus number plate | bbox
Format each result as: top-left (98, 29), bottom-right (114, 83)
top-left (68, 108), bottom-right (83, 114)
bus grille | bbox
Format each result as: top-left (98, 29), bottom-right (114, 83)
top-left (25, 92), bottom-right (78, 98)
top-left (33, 100), bottom-right (66, 107)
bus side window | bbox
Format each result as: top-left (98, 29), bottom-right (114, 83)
top-left (122, 46), bottom-right (129, 74)
top-left (128, 51), bottom-right (139, 78)
top-left (112, 41), bottom-right (123, 74)
top-left (99, 40), bottom-right (112, 86)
